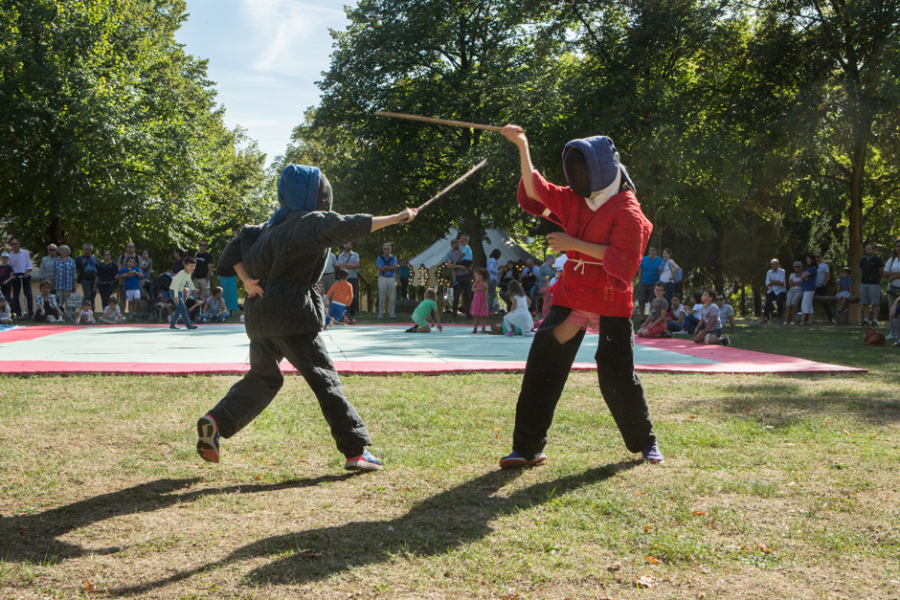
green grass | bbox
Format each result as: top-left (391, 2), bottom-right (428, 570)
top-left (0, 323), bottom-right (898, 599)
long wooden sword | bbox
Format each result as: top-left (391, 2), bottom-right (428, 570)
top-left (375, 111), bottom-right (505, 133)
top-left (417, 159), bottom-right (488, 212)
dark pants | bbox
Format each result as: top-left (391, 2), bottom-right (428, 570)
top-left (815, 287), bottom-right (833, 322)
top-left (526, 285), bottom-right (538, 312)
top-left (399, 278), bottom-right (409, 300)
top-left (170, 296), bottom-right (193, 327)
top-left (348, 278), bottom-right (358, 318)
top-left (452, 276), bottom-right (472, 317)
top-left (512, 306), bottom-right (657, 457)
top-left (206, 334), bottom-right (371, 457)
top-left (763, 291), bottom-right (786, 320)
top-left (663, 282), bottom-right (676, 306)
top-left (11, 275), bottom-right (34, 316)
top-left (81, 278), bottom-right (98, 310)
top-left (98, 282), bottom-right (115, 308)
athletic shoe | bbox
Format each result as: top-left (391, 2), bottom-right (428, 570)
top-left (660, 331), bottom-right (671, 338)
top-left (861, 320), bottom-right (869, 327)
top-left (169, 325), bottom-right (179, 330)
top-left (872, 320), bottom-right (879, 328)
top-left (887, 334), bottom-right (896, 340)
top-left (720, 336), bottom-right (731, 346)
top-left (499, 450), bottom-right (547, 469)
top-left (642, 443), bottom-right (664, 464)
top-left (187, 325), bottom-right (198, 330)
top-left (345, 449), bottom-right (383, 471)
top-left (405, 325), bottom-right (418, 333)
top-left (504, 331), bottom-right (514, 337)
top-left (196, 415), bottom-right (220, 464)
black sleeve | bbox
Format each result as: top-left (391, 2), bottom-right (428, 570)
top-left (292, 212), bottom-right (373, 252)
top-left (217, 230), bottom-right (246, 277)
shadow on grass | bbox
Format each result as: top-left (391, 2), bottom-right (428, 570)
top-left (112, 461), bottom-right (637, 595)
top-left (0, 473), bottom-right (355, 564)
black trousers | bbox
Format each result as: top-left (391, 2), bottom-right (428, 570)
top-left (512, 306), bottom-right (657, 457)
top-left (11, 275), bottom-right (34, 316)
top-left (815, 287), bottom-right (833, 321)
top-left (207, 333), bottom-right (371, 457)
top-left (347, 278), bottom-right (358, 318)
top-left (98, 282), bottom-right (115, 308)
top-left (763, 291), bottom-right (786, 320)
top-left (452, 277), bottom-right (472, 316)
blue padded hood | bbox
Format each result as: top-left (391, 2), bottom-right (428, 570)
top-left (271, 164), bottom-right (321, 225)
top-left (562, 136), bottom-right (634, 194)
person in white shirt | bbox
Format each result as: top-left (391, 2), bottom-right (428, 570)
top-left (814, 251), bottom-right (833, 324)
top-left (658, 248), bottom-right (681, 306)
top-left (760, 259), bottom-right (786, 324)
top-left (716, 293), bottom-right (736, 334)
top-left (884, 239), bottom-right (900, 339)
top-left (7, 238), bottom-right (34, 318)
top-left (785, 261), bottom-right (805, 325)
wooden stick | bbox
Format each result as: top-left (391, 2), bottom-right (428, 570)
top-left (375, 111), bottom-right (504, 132)
top-left (417, 159), bottom-right (488, 212)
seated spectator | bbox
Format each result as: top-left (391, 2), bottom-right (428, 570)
top-left (694, 290), bottom-right (731, 346)
top-left (99, 296), bottom-right (125, 324)
top-left (500, 280), bottom-right (534, 337)
top-left (53, 245), bottom-right (77, 319)
top-left (678, 292), bottom-right (703, 335)
top-left (185, 288), bottom-right (204, 321)
top-left (202, 286), bottom-right (230, 323)
top-left (0, 252), bottom-right (13, 305)
top-left (666, 295), bottom-right (690, 334)
top-left (836, 267), bottom-right (852, 314)
top-left (0, 296), bottom-right (11, 325)
top-left (325, 268), bottom-right (353, 327)
top-left (785, 261), bottom-right (804, 325)
top-left (498, 260), bottom-right (519, 310)
top-left (715, 293), bottom-right (735, 334)
top-left (75, 300), bottom-right (95, 325)
top-left (155, 290), bottom-right (174, 322)
top-left (406, 288), bottom-right (443, 333)
top-left (519, 258), bottom-right (540, 313)
top-left (638, 282), bottom-right (669, 338)
top-left (760, 259), bottom-right (786, 324)
top-left (34, 281), bottom-right (64, 323)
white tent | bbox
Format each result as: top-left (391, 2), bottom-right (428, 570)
top-left (407, 228), bottom-right (540, 287)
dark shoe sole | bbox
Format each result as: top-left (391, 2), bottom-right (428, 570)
top-left (196, 416), bottom-right (219, 464)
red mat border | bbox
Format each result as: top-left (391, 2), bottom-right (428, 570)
top-left (0, 325), bottom-right (865, 375)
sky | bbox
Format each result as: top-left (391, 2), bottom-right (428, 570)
top-left (175, 0), bottom-right (356, 166)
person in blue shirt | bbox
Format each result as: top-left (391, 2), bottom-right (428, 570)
top-left (376, 243), bottom-right (398, 319)
top-left (636, 246), bottom-right (663, 318)
top-left (799, 254), bottom-right (818, 326)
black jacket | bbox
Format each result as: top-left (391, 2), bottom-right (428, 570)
top-left (219, 211), bottom-right (373, 339)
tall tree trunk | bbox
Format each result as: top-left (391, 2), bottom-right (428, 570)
top-left (464, 211), bottom-right (487, 269)
top-left (847, 114), bottom-right (871, 299)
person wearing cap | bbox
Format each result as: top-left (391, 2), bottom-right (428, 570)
top-left (6, 238), bottom-right (34, 319)
top-left (497, 124), bottom-right (663, 469)
top-left (785, 260), bottom-right (805, 325)
top-left (760, 259), bottom-right (786, 324)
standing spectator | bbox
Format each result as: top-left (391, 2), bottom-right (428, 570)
top-left (53, 245), bottom-right (78, 319)
top-left (0, 253), bottom-right (13, 303)
top-left (75, 243), bottom-right (100, 310)
top-left (39, 244), bottom-right (58, 285)
top-left (398, 258), bottom-right (411, 300)
top-left (336, 242), bottom-right (360, 323)
top-left (172, 248), bottom-right (185, 275)
top-left (760, 259), bottom-right (786, 324)
top-left (715, 293), bottom-right (735, 334)
top-left (7, 238), bottom-right (34, 319)
top-left (657, 248), bottom-right (680, 305)
top-left (519, 258), bottom-right (540, 313)
top-left (445, 238), bottom-right (472, 319)
top-left (115, 256), bottom-right (143, 319)
top-left (193, 241), bottom-right (215, 298)
top-left (799, 254), bottom-right (818, 326)
top-left (34, 281), bottom-right (64, 322)
top-left (321, 249), bottom-right (338, 293)
top-left (859, 243), bottom-right (884, 328)
top-left (785, 261), bottom-right (804, 325)
top-left (139, 249), bottom-right (153, 280)
top-left (97, 250), bottom-right (118, 309)
top-left (117, 242), bottom-right (138, 301)
top-left (636, 245), bottom-right (662, 318)
top-left (487, 249), bottom-right (501, 314)
top-left (884, 239), bottom-right (900, 337)
top-left (376, 243), bottom-right (397, 320)
top-left (814, 251), bottom-right (833, 323)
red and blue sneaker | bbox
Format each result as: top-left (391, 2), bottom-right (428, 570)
top-left (642, 443), bottom-right (664, 464)
top-left (345, 449), bottom-right (383, 471)
top-left (196, 415), bottom-right (220, 464)
top-left (499, 451), bottom-right (547, 470)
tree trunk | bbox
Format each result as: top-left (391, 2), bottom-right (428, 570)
top-left (753, 285), bottom-right (762, 318)
top-left (847, 113), bottom-right (872, 301)
top-left (740, 283), bottom-right (746, 317)
top-left (464, 212), bottom-right (487, 269)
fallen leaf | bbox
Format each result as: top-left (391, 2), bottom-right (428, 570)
top-left (635, 492), bottom-right (646, 496)
top-left (644, 525), bottom-right (652, 532)
top-left (400, 487), bottom-right (411, 492)
top-left (843, 429), bottom-right (851, 436)
top-left (634, 575), bottom-right (658, 588)
top-left (689, 415), bottom-right (697, 419)
top-left (692, 511), bottom-right (707, 516)
top-left (607, 562), bottom-right (622, 572)
top-left (84, 580), bottom-right (95, 593)
top-left (255, 474), bottom-right (262, 480)
top-left (757, 544), bottom-right (774, 553)
top-left (645, 556), bottom-right (659, 564)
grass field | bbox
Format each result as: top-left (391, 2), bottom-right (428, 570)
top-left (0, 322), bottom-right (898, 599)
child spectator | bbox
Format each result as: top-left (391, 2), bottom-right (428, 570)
top-left (185, 289), bottom-right (204, 321)
top-left (637, 282), bottom-right (669, 338)
top-left (115, 256), bottom-right (143, 320)
top-left (398, 258), bottom-right (411, 300)
top-left (0, 296), bottom-right (11, 325)
top-left (202, 286), bottom-right (230, 323)
top-left (97, 250), bottom-right (118, 309)
top-left (694, 290), bottom-right (730, 346)
top-left (501, 279), bottom-right (534, 337)
top-left (666, 295), bottom-right (689, 334)
top-left (836, 267), bottom-right (852, 314)
top-left (715, 293), bottom-right (735, 334)
top-left (53, 245), bottom-right (77, 319)
top-left (406, 288), bottom-right (443, 333)
top-left (785, 261), bottom-right (804, 325)
top-left (799, 254), bottom-right (818, 326)
top-left (169, 256), bottom-right (197, 330)
top-left (469, 268), bottom-right (490, 333)
top-left (75, 300), bottom-right (94, 325)
top-left (0, 252), bottom-right (15, 308)
top-left (325, 268), bottom-right (353, 327)
top-left (34, 281), bottom-right (64, 322)
top-left (99, 296), bottom-right (125, 324)
top-left (155, 290), bottom-right (174, 323)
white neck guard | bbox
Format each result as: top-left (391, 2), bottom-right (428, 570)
top-left (585, 168), bottom-right (622, 212)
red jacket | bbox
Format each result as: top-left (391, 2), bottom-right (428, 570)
top-left (518, 170), bottom-right (652, 318)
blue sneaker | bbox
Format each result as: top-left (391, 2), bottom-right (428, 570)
top-left (642, 443), bottom-right (664, 464)
top-left (499, 450), bottom-right (547, 470)
top-left (196, 415), bottom-right (220, 464)
top-left (345, 449), bottom-right (383, 471)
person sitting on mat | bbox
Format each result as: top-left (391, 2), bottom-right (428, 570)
top-left (195, 164), bottom-right (417, 471)
top-left (406, 288), bottom-right (443, 333)
top-left (500, 280), bottom-right (534, 337)
top-left (325, 268), bottom-right (353, 328)
top-left (637, 282), bottom-right (669, 338)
